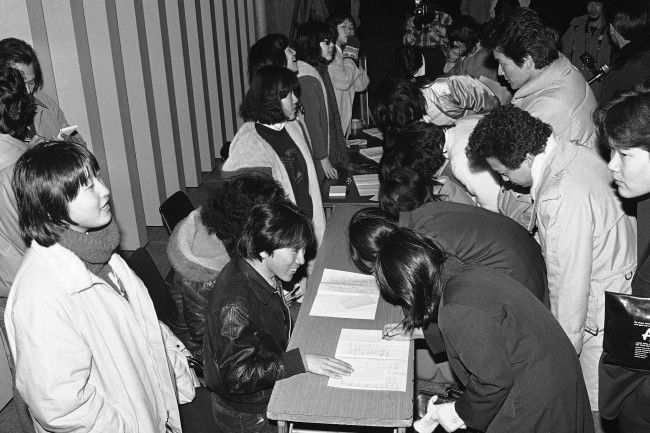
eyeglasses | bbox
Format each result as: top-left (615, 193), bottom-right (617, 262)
top-left (322, 38), bottom-right (332, 45)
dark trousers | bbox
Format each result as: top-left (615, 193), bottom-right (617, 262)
top-left (210, 393), bottom-right (276, 433)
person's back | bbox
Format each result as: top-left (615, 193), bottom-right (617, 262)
top-left (440, 262), bottom-right (593, 432)
top-left (400, 201), bottom-right (548, 305)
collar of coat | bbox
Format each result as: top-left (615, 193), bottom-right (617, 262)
top-left (512, 54), bottom-right (574, 100)
top-left (167, 209), bottom-right (230, 282)
top-left (234, 257), bottom-right (278, 305)
top-left (28, 242), bottom-right (123, 295)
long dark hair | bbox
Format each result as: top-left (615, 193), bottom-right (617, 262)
top-left (0, 65), bottom-right (35, 139)
top-left (374, 227), bottom-right (447, 330)
top-left (0, 38), bottom-right (44, 92)
top-left (348, 207), bottom-right (398, 274)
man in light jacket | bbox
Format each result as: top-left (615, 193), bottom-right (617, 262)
top-left (467, 105), bottom-right (636, 432)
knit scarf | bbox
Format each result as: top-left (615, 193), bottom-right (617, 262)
top-left (59, 218), bottom-right (122, 293)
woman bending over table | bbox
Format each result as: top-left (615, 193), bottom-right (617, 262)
top-left (372, 227), bottom-right (593, 432)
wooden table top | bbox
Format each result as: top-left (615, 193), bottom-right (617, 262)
top-left (267, 204), bottom-right (414, 428)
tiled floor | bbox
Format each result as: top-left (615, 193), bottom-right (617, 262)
top-left (0, 166), bottom-right (221, 432)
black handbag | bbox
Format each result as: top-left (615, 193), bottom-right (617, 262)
top-left (603, 291), bottom-right (650, 371)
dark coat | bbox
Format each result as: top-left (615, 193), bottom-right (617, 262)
top-left (203, 258), bottom-right (305, 414)
top-left (399, 201), bottom-right (549, 305)
top-left (599, 196), bottom-right (650, 428)
top-left (166, 210), bottom-right (230, 358)
top-left (599, 40), bottom-right (650, 103)
top-left (439, 258), bottom-right (594, 433)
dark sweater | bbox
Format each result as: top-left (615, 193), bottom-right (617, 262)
top-left (255, 123), bottom-right (313, 218)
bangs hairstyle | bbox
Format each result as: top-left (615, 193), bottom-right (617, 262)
top-left (294, 21), bottom-right (335, 66)
top-left (240, 65), bottom-right (300, 124)
top-left (605, 0), bottom-right (649, 42)
top-left (201, 174), bottom-right (288, 256)
top-left (374, 227), bottom-right (446, 330)
top-left (379, 167), bottom-right (440, 219)
top-left (12, 140), bottom-right (100, 247)
top-left (248, 33), bottom-right (290, 80)
top-left (595, 82), bottom-right (650, 151)
top-left (348, 207), bottom-right (397, 274)
top-left (494, 8), bottom-right (558, 68)
top-left (448, 15), bottom-right (480, 56)
top-left (237, 201), bottom-right (314, 261)
top-left (0, 38), bottom-right (43, 92)
top-left (0, 65), bottom-right (35, 139)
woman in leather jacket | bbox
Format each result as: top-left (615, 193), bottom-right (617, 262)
top-left (203, 202), bottom-right (353, 433)
top-left (166, 175), bottom-right (287, 360)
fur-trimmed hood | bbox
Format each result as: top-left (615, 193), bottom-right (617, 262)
top-left (167, 209), bottom-right (230, 282)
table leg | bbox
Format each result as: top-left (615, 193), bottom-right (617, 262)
top-left (277, 420), bottom-right (289, 433)
top-left (395, 428), bottom-right (406, 433)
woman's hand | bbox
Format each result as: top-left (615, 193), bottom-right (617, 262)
top-left (382, 323), bottom-right (424, 340)
top-left (304, 354), bottom-right (353, 378)
top-left (320, 157), bottom-right (338, 179)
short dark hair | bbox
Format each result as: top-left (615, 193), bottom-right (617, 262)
top-left (466, 105), bottom-right (552, 169)
top-left (13, 141), bottom-right (100, 247)
top-left (237, 202), bottom-right (314, 261)
top-left (374, 227), bottom-right (446, 330)
top-left (348, 207), bottom-right (397, 274)
top-left (380, 121), bottom-right (446, 182)
top-left (379, 167), bottom-right (440, 219)
top-left (0, 38), bottom-right (43, 92)
top-left (201, 175), bottom-right (288, 256)
top-left (595, 81), bottom-right (650, 151)
top-left (294, 21), bottom-right (335, 66)
top-left (448, 15), bottom-right (480, 56)
top-left (605, 0), bottom-right (650, 42)
top-left (240, 65), bottom-right (300, 124)
top-left (327, 14), bottom-right (356, 30)
top-left (372, 77), bottom-right (426, 147)
top-left (248, 33), bottom-right (290, 80)
top-left (0, 66), bottom-right (35, 139)
top-left (494, 0), bottom-right (520, 19)
top-left (492, 8), bottom-right (559, 68)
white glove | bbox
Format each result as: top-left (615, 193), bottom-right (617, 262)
top-left (413, 395), bottom-right (467, 433)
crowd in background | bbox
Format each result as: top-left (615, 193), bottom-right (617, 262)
top-left (0, 0), bottom-right (649, 432)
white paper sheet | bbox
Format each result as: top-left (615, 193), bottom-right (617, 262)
top-left (309, 269), bottom-right (379, 320)
top-left (363, 127), bottom-right (384, 140)
top-left (359, 146), bottom-right (383, 163)
top-left (353, 174), bottom-right (380, 197)
top-left (328, 329), bottom-right (409, 392)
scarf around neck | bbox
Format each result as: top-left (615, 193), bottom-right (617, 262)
top-left (58, 218), bottom-right (122, 291)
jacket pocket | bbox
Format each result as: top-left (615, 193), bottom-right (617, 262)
top-left (588, 262), bottom-right (636, 334)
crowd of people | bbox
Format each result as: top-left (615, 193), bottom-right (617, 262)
top-left (0, 1), bottom-right (649, 432)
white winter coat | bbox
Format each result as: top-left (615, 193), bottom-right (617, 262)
top-left (5, 242), bottom-right (183, 433)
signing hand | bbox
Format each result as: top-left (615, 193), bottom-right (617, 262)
top-left (304, 354), bottom-right (353, 378)
top-left (320, 157), bottom-right (338, 179)
top-left (382, 323), bottom-right (424, 340)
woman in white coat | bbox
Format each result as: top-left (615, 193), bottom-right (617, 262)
top-left (221, 65), bottom-right (325, 245)
top-left (5, 141), bottom-right (187, 433)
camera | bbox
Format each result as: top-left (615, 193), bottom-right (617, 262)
top-left (579, 52), bottom-right (598, 75)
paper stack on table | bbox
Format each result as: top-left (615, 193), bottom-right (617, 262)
top-left (310, 269), bottom-right (379, 320)
top-left (328, 329), bottom-right (410, 392)
top-left (346, 138), bottom-right (367, 148)
top-left (359, 146), bottom-right (383, 163)
top-left (353, 174), bottom-right (380, 197)
top-left (363, 127), bottom-right (384, 140)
